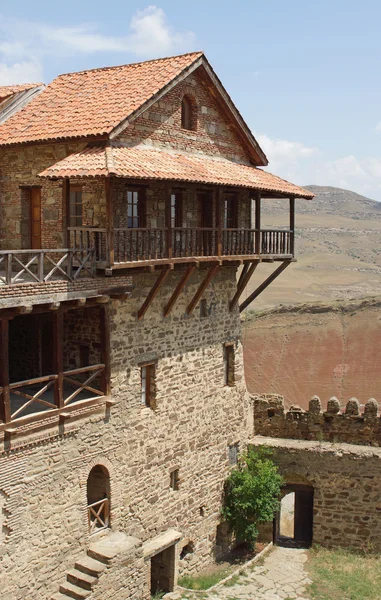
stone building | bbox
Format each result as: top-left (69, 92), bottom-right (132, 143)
top-left (0, 52), bottom-right (313, 599)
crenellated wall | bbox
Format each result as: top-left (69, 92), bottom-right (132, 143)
top-left (253, 393), bottom-right (381, 445)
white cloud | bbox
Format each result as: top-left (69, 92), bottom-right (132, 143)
top-left (257, 133), bottom-right (381, 201)
top-left (0, 6), bottom-right (196, 84)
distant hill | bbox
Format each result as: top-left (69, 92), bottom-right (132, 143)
top-left (243, 185), bottom-right (381, 310)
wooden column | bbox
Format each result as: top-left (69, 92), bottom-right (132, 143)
top-left (165, 183), bottom-right (173, 260)
top-left (53, 311), bottom-right (64, 409)
top-left (62, 178), bottom-right (70, 247)
top-left (255, 191), bottom-right (261, 255)
top-left (215, 187), bottom-right (222, 257)
top-left (289, 197), bottom-right (295, 256)
top-left (100, 306), bottom-right (111, 397)
top-left (0, 319), bottom-right (11, 423)
top-left (105, 178), bottom-right (114, 268)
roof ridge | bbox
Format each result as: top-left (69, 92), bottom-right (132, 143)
top-left (56, 51), bottom-right (204, 79)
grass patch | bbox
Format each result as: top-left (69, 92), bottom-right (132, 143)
top-left (179, 568), bottom-right (232, 590)
top-left (307, 546), bottom-right (381, 600)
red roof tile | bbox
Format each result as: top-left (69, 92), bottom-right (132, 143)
top-left (0, 83), bottom-right (43, 101)
top-left (0, 52), bottom-right (203, 145)
top-left (39, 145), bottom-right (314, 199)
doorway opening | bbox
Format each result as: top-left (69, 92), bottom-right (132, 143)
top-left (150, 544), bottom-right (176, 596)
top-left (87, 465), bottom-right (110, 534)
top-left (275, 483), bottom-right (314, 548)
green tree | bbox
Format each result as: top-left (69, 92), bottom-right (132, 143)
top-left (222, 447), bottom-right (283, 548)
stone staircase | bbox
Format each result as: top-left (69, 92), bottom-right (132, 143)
top-left (51, 534), bottom-right (122, 599)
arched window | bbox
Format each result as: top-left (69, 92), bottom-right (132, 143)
top-left (87, 465), bottom-right (110, 533)
top-left (181, 96), bottom-right (194, 130)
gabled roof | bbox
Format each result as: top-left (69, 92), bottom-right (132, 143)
top-left (39, 144), bottom-right (314, 199)
top-left (0, 52), bottom-right (267, 165)
top-left (0, 83), bottom-right (43, 101)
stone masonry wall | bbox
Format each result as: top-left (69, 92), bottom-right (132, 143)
top-left (253, 393), bottom-right (381, 446)
top-left (0, 266), bottom-right (253, 599)
top-left (251, 436), bottom-right (381, 552)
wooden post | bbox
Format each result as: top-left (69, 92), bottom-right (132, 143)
top-left (289, 197), bottom-right (295, 256)
top-left (53, 311), bottom-right (64, 409)
top-left (165, 183), bottom-right (173, 260)
top-left (63, 178), bottom-right (70, 247)
top-left (100, 306), bottom-right (111, 397)
top-left (0, 319), bottom-right (11, 423)
top-left (255, 191), bottom-right (261, 255)
top-left (105, 178), bottom-right (114, 268)
top-left (215, 187), bottom-right (222, 257)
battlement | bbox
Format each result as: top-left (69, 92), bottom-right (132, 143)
top-left (253, 393), bottom-right (381, 446)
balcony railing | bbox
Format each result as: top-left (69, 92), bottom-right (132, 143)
top-left (68, 227), bottom-right (293, 265)
top-left (0, 248), bottom-right (95, 286)
top-left (87, 497), bottom-right (110, 534)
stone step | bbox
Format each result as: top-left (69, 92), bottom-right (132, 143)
top-left (67, 568), bottom-right (97, 591)
top-left (59, 581), bottom-right (90, 600)
top-left (75, 555), bottom-right (107, 577)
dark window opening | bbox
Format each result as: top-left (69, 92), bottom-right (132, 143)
top-left (151, 546), bottom-right (176, 595)
top-left (180, 542), bottom-right (194, 560)
top-left (200, 298), bottom-right (208, 318)
top-left (127, 189), bottom-right (145, 228)
top-left (224, 195), bottom-right (238, 229)
top-left (228, 442), bottom-right (239, 466)
top-left (69, 186), bottom-right (83, 227)
top-left (199, 506), bottom-right (205, 517)
top-left (224, 343), bottom-right (235, 387)
top-left (170, 469), bottom-right (180, 491)
top-left (87, 465), bottom-right (110, 534)
top-left (171, 192), bottom-right (183, 228)
top-left (141, 363), bottom-right (156, 409)
top-left (181, 96), bottom-right (194, 130)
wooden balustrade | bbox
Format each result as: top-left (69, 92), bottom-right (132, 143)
top-left (67, 228), bottom-right (106, 262)
top-left (0, 248), bottom-right (95, 286)
top-left (1, 364), bottom-right (106, 423)
top-left (222, 229), bottom-right (256, 256)
top-left (114, 228), bottom-right (167, 262)
top-left (172, 228), bottom-right (217, 258)
top-left (261, 230), bottom-right (292, 255)
top-left (87, 497), bottom-right (110, 533)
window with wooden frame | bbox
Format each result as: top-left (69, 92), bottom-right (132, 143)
top-left (224, 342), bottom-right (235, 387)
top-left (170, 192), bottom-right (183, 228)
top-left (141, 362), bottom-right (156, 408)
top-left (170, 468), bottom-right (180, 491)
top-left (127, 189), bottom-right (146, 228)
top-left (181, 95), bottom-right (194, 131)
top-left (223, 195), bottom-right (238, 229)
top-left (69, 186), bottom-right (83, 227)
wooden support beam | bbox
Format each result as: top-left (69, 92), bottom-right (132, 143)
top-left (53, 311), bottom-right (64, 409)
top-left (239, 260), bottom-right (292, 313)
top-left (63, 178), bottom-right (70, 247)
top-left (0, 319), bottom-right (11, 423)
top-left (186, 263), bottom-right (219, 315)
top-left (100, 306), bottom-right (111, 397)
top-left (215, 187), bottom-right (222, 257)
top-left (290, 197), bottom-right (295, 255)
top-left (165, 183), bottom-right (173, 260)
top-left (237, 263), bottom-right (250, 289)
top-left (229, 260), bottom-right (259, 311)
top-left (163, 265), bottom-right (195, 317)
top-left (105, 178), bottom-right (114, 268)
top-left (138, 266), bottom-right (171, 320)
top-left (255, 191), bottom-right (261, 255)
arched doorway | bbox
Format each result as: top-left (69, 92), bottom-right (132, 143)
top-left (275, 479), bottom-right (314, 548)
top-left (87, 465), bottom-right (110, 534)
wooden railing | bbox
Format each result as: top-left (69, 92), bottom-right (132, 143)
top-left (2, 364), bottom-right (106, 423)
top-left (63, 227), bottom-right (294, 266)
top-left (87, 497), bottom-right (110, 534)
top-left (0, 248), bottom-right (95, 285)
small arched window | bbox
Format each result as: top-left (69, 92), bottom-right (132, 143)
top-left (87, 465), bottom-right (110, 533)
top-left (181, 96), bottom-right (194, 130)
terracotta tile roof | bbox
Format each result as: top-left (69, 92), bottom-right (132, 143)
top-left (39, 145), bottom-right (314, 199)
top-left (0, 52), bottom-right (203, 146)
top-left (0, 83), bottom-right (43, 101)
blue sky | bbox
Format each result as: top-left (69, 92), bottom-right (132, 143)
top-left (1, 0), bottom-right (381, 199)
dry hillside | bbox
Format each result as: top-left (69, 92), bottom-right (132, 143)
top-left (243, 185), bottom-right (381, 310)
top-left (243, 297), bottom-right (381, 410)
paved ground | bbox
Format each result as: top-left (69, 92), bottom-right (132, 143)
top-left (181, 546), bottom-right (312, 600)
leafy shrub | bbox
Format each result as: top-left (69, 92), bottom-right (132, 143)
top-left (222, 447), bottom-right (283, 548)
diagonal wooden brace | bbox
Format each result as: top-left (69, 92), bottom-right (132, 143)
top-left (229, 260), bottom-right (260, 311)
top-left (239, 260), bottom-right (292, 313)
top-left (138, 266), bottom-right (171, 320)
top-left (163, 265), bottom-right (195, 317)
top-left (186, 263), bottom-right (219, 315)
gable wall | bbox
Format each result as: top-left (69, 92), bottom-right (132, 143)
top-left (117, 69), bottom-right (252, 164)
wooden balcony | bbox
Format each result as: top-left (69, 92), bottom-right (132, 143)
top-left (68, 227), bottom-right (294, 269)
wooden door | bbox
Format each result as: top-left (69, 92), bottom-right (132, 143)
top-left (30, 188), bottom-right (41, 249)
top-left (294, 490), bottom-right (314, 547)
top-left (198, 192), bottom-right (213, 228)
